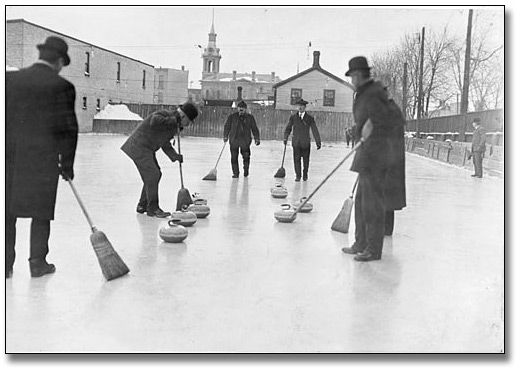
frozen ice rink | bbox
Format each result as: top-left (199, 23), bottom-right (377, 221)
top-left (5, 134), bottom-right (504, 353)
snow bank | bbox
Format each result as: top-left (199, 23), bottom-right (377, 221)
top-left (94, 104), bottom-right (142, 121)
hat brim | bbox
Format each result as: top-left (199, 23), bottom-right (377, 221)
top-left (37, 44), bottom-right (71, 66)
top-left (345, 67), bottom-right (371, 77)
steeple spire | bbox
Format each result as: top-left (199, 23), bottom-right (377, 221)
top-left (202, 8), bottom-right (221, 80)
top-left (211, 8), bottom-right (215, 34)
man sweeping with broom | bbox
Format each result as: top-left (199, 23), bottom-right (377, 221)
top-left (121, 102), bottom-right (198, 218)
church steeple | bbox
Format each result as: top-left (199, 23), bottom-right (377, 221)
top-left (202, 9), bottom-right (221, 80)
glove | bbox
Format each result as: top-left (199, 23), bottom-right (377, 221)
top-left (283, 140), bottom-right (287, 145)
top-left (59, 164), bottom-right (74, 181)
top-left (316, 143), bottom-right (321, 150)
top-left (223, 137), bottom-right (228, 143)
top-left (255, 140), bottom-right (260, 146)
top-left (175, 154), bottom-right (184, 164)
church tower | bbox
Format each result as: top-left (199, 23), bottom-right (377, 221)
top-left (202, 10), bottom-right (221, 80)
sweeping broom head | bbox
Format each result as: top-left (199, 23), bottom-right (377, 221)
top-left (274, 167), bottom-right (286, 178)
top-left (331, 196), bottom-right (354, 234)
top-left (90, 229), bottom-right (130, 281)
top-left (176, 188), bottom-right (193, 211)
top-left (202, 168), bottom-right (217, 181)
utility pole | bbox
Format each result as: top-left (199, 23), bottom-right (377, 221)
top-left (460, 9), bottom-right (473, 142)
top-left (402, 62), bottom-right (408, 119)
top-left (416, 27), bottom-right (425, 138)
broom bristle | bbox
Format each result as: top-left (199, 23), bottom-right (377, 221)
top-left (90, 230), bottom-right (130, 281)
top-left (202, 168), bottom-right (217, 181)
top-left (176, 188), bottom-right (193, 211)
top-left (274, 167), bottom-right (286, 178)
top-left (331, 197), bottom-right (354, 234)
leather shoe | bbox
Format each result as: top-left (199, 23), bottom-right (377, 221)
top-left (354, 251), bottom-right (381, 262)
top-left (471, 174), bottom-right (478, 177)
top-left (232, 174), bottom-right (239, 178)
top-left (295, 177), bottom-right (301, 182)
top-left (136, 205), bottom-right (146, 214)
top-left (147, 208), bottom-right (171, 218)
top-left (341, 244), bottom-right (366, 255)
top-left (303, 174), bottom-right (308, 181)
top-left (30, 260), bottom-right (56, 277)
top-left (6, 268), bottom-right (13, 278)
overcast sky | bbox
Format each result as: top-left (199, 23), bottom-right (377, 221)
top-left (6, 4), bottom-right (504, 89)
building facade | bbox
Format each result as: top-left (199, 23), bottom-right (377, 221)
top-left (273, 51), bottom-right (355, 113)
top-left (154, 67), bottom-right (189, 105)
top-left (199, 20), bottom-right (281, 104)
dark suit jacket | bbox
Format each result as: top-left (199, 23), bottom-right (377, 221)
top-left (121, 110), bottom-right (180, 162)
top-left (471, 125), bottom-right (487, 152)
top-left (223, 112), bottom-right (260, 147)
top-left (6, 63), bottom-right (78, 220)
top-left (284, 112), bottom-right (321, 147)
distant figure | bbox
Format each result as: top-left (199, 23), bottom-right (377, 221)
top-left (345, 127), bottom-right (353, 148)
top-left (6, 36), bottom-right (79, 278)
top-left (121, 103), bottom-right (198, 217)
top-left (340, 56), bottom-right (406, 262)
top-left (223, 100), bottom-right (260, 178)
top-left (283, 98), bottom-right (321, 181)
top-left (470, 117), bottom-right (486, 178)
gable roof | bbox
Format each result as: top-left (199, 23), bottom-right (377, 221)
top-left (273, 65), bottom-right (354, 90)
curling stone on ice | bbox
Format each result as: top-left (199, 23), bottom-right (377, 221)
top-left (170, 205), bottom-right (197, 226)
top-left (187, 198), bottom-right (211, 218)
top-left (274, 203), bottom-right (296, 223)
top-left (270, 183), bottom-right (288, 199)
top-left (191, 192), bottom-right (208, 205)
top-left (293, 196), bottom-right (313, 213)
top-left (159, 219), bottom-right (188, 243)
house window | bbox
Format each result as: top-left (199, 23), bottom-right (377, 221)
top-left (157, 92), bottom-right (163, 104)
top-left (85, 52), bottom-right (90, 76)
top-left (82, 97), bottom-right (87, 110)
top-left (142, 70), bottom-right (146, 89)
top-left (96, 98), bottom-right (101, 111)
top-left (290, 89), bottom-right (302, 105)
top-left (323, 89), bottom-right (335, 107)
top-left (158, 75), bottom-right (164, 89)
top-left (116, 62), bottom-right (121, 82)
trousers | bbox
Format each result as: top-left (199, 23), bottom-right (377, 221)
top-left (292, 144), bottom-right (311, 178)
top-left (132, 153), bottom-right (162, 211)
top-left (230, 144), bottom-right (251, 175)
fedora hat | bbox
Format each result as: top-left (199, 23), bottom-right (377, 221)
top-left (37, 36), bottom-right (71, 66)
top-left (180, 102), bottom-right (199, 123)
top-left (345, 56), bottom-right (371, 76)
top-left (294, 98), bottom-right (308, 106)
top-left (237, 100), bottom-right (247, 108)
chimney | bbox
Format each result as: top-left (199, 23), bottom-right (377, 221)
top-left (252, 71), bottom-right (256, 81)
top-left (233, 70), bottom-right (237, 80)
top-left (313, 51), bottom-right (320, 67)
top-left (181, 65), bottom-right (185, 71)
top-left (271, 72), bottom-right (275, 82)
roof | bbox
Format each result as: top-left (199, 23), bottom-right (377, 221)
top-left (273, 65), bottom-right (354, 90)
top-left (7, 19), bottom-right (155, 67)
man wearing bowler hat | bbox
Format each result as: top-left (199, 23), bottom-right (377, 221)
top-left (470, 117), bottom-right (486, 178)
top-left (121, 103), bottom-right (199, 217)
top-left (223, 100), bottom-right (261, 178)
top-left (283, 98), bottom-right (321, 181)
top-left (341, 56), bottom-right (406, 262)
top-left (6, 36), bottom-right (79, 278)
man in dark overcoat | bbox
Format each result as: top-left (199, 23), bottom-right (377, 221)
top-left (341, 56), bottom-right (406, 262)
top-left (283, 98), bottom-right (321, 181)
top-left (121, 103), bottom-right (199, 217)
top-left (223, 100), bottom-right (260, 178)
top-left (6, 36), bottom-right (78, 278)
top-left (470, 117), bottom-right (486, 178)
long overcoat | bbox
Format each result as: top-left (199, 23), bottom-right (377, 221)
top-left (350, 79), bottom-right (406, 211)
top-left (471, 125), bottom-right (487, 152)
top-left (223, 112), bottom-right (260, 147)
top-left (6, 63), bottom-right (78, 220)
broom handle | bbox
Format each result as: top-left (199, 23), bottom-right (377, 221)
top-left (280, 143), bottom-right (287, 166)
top-left (294, 140), bottom-right (363, 214)
top-left (66, 179), bottom-right (96, 232)
top-left (351, 176), bottom-right (359, 197)
top-left (177, 130), bottom-right (185, 189)
top-left (214, 141), bottom-right (226, 168)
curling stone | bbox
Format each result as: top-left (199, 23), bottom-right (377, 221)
top-left (293, 196), bottom-right (313, 213)
top-left (274, 203), bottom-right (296, 223)
top-left (170, 205), bottom-right (197, 226)
top-left (187, 199), bottom-right (211, 218)
top-left (159, 219), bottom-right (188, 243)
top-left (191, 192), bottom-right (208, 205)
top-left (270, 183), bottom-right (288, 199)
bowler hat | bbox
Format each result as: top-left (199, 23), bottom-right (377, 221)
top-left (37, 36), bottom-right (71, 66)
top-left (345, 56), bottom-right (371, 76)
top-left (237, 100), bottom-right (247, 108)
top-left (180, 102), bottom-right (199, 123)
top-left (294, 98), bottom-right (308, 105)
